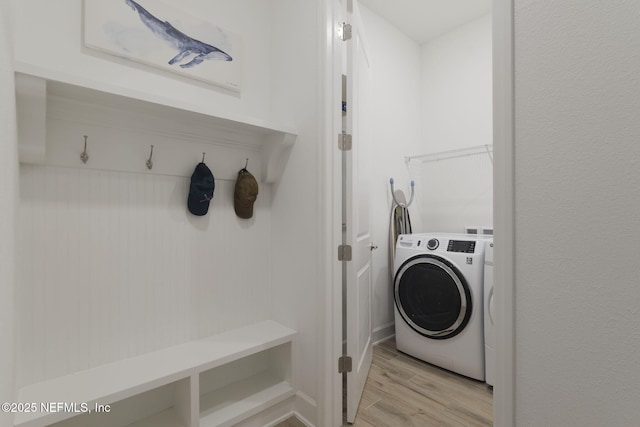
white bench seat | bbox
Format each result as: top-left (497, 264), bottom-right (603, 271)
top-left (14, 321), bottom-right (296, 427)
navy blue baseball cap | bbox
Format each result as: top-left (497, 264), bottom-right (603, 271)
top-left (187, 162), bottom-right (215, 216)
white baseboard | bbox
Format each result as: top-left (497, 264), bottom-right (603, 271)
top-left (239, 391), bottom-right (316, 427)
top-left (372, 322), bottom-right (395, 345)
top-left (265, 411), bottom-right (314, 427)
top-left (291, 411), bottom-right (315, 427)
top-left (265, 411), bottom-right (298, 427)
top-left (293, 391), bottom-right (317, 426)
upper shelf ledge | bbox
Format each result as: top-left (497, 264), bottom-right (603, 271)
top-left (14, 63), bottom-right (297, 183)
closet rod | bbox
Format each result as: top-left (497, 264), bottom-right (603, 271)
top-left (405, 144), bottom-right (493, 164)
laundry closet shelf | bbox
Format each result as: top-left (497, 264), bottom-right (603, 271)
top-left (14, 63), bottom-right (297, 183)
top-left (13, 320), bottom-right (297, 427)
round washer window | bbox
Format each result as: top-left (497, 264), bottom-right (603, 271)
top-left (394, 255), bottom-right (472, 339)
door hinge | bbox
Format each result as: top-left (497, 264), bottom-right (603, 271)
top-left (338, 244), bottom-right (352, 261)
top-left (338, 355), bottom-right (353, 373)
top-left (340, 22), bottom-right (352, 41)
top-left (339, 133), bottom-right (352, 151)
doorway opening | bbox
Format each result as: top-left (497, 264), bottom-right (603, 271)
top-left (330, 0), bottom-right (510, 426)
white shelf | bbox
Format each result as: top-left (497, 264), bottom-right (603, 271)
top-left (199, 373), bottom-right (295, 427)
top-left (14, 63), bottom-right (297, 183)
top-left (14, 62), bottom-right (297, 137)
top-left (14, 321), bottom-right (296, 427)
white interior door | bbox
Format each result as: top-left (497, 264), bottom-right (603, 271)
top-left (343, 0), bottom-right (373, 422)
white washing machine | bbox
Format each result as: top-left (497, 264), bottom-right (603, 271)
top-left (484, 239), bottom-right (495, 386)
top-left (394, 233), bottom-right (485, 381)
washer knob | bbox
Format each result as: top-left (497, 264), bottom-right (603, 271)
top-left (427, 238), bottom-right (439, 250)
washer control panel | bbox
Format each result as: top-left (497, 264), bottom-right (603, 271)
top-left (398, 235), bottom-right (479, 254)
top-left (447, 240), bottom-right (476, 253)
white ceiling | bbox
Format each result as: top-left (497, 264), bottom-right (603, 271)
top-left (358, 0), bottom-right (492, 44)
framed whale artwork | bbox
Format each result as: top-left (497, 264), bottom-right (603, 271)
top-left (84, 0), bottom-right (242, 91)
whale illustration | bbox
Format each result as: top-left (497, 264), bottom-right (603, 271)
top-left (124, 0), bottom-right (232, 68)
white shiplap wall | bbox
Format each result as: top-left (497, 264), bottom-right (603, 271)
top-left (17, 165), bottom-right (272, 388)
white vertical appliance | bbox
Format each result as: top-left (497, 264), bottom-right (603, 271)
top-left (484, 239), bottom-right (495, 386)
top-left (394, 233), bottom-right (486, 381)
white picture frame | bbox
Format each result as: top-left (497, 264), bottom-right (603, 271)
top-left (84, 0), bottom-right (241, 91)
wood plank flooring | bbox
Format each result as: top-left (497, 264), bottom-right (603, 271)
top-left (353, 338), bottom-right (492, 426)
top-left (275, 337), bottom-right (492, 427)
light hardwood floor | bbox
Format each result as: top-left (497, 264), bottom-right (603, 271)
top-left (276, 337), bottom-right (493, 427)
top-left (353, 338), bottom-right (492, 426)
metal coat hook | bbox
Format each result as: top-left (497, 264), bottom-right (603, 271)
top-left (244, 158), bottom-right (249, 169)
top-left (80, 135), bottom-right (89, 164)
top-left (202, 152), bottom-right (206, 163)
top-left (146, 145), bottom-right (154, 170)
top-left (390, 178), bottom-right (415, 208)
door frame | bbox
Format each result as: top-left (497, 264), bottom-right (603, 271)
top-left (319, 0), bottom-right (516, 425)
top-left (318, 0), bottom-right (347, 426)
top-left (492, 0), bottom-right (516, 425)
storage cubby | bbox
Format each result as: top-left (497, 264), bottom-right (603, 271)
top-left (49, 378), bottom-right (192, 427)
top-left (199, 343), bottom-right (293, 427)
top-left (14, 321), bottom-right (296, 427)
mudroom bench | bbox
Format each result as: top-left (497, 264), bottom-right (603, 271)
top-left (14, 320), bottom-right (296, 427)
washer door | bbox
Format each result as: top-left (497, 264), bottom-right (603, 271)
top-left (394, 254), bottom-right (472, 340)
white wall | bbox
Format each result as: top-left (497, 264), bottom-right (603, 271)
top-left (268, 0), bottom-right (322, 422)
top-left (421, 14), bottom-right (492, 153)
top-left (14, 0), bottom-right (272, 120)
top-left (13, 1), bottom-right (324, 423)
top-left (17, 167), bottom-right (273, 386)
top-left (359, 5), bottom-right (422, 341)
top-left (513, 1), bottom-right (640, 425)
top-left (418, 14), bottom-right (493, 233)
top-left (13, 0), bottom-right (276, 387)
top-left (0, 3), bottom-right (17, 427)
